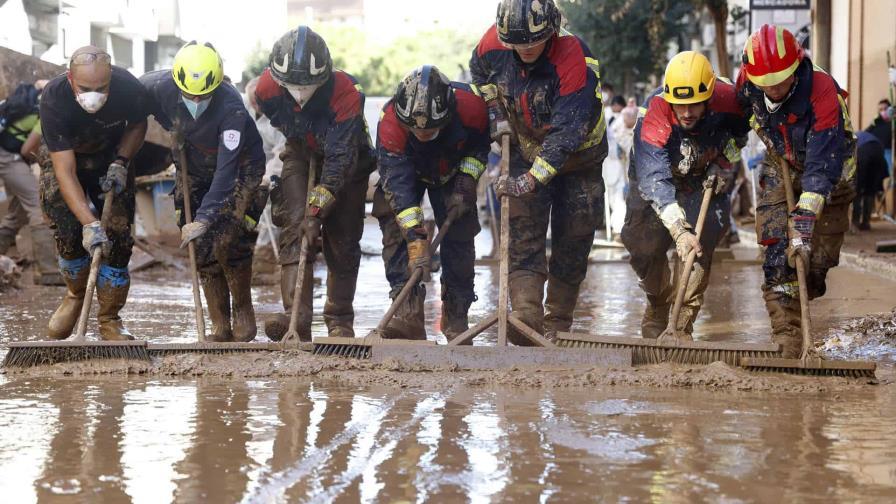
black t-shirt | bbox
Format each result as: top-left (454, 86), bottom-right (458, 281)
top-left (40, 65), bottom-right (148, 153)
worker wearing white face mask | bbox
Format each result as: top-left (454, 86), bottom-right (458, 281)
top-left (37, 45), bottom-right (149, 341)
top-left (254, 26), bottom-right (376, 342)
top-left (140, 41), bottom-right (268, 342)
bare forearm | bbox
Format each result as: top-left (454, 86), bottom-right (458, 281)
top-left (51, 150), bottom-right (95, 225)
top-left (117, 120), bottom-right (147, 160)
top-left (20, 130), bottom-right (41, 162)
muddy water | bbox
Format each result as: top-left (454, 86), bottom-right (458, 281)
top-left (3, 224), bottom-right (896, 501)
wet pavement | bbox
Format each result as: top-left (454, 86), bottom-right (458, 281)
top-left (2, 221), bottom-right (896, 501)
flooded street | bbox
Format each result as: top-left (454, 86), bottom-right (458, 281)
top-left (2, 223), bottom-right (896, 501)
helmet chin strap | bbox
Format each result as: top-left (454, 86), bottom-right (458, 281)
top-left (763, 77), bottom-right (797, 113)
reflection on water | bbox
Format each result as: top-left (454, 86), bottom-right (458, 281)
top-left (0, 378), bottom-right (894, 502)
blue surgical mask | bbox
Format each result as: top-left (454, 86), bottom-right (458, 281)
top-left (182, 95), bottom-right (211, 119)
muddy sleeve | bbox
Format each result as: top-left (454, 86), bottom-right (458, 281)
top-left (195, 109), bottom-right (252, 223)
top-left (531, 45), bottom-right (602, 181)
top-left (319, 114), bottom-right (363, 196)
top-left (803, 78), bottom-right (849, 198)
top-left (634, 97), bottom-right (677, 212)
top-left (377, 147), bottom-right (420, 221)
top-left (469, 46), bottom-right (490, 87)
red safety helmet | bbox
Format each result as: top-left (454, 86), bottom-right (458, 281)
top-left (742, 24), bottom-right (804, 87)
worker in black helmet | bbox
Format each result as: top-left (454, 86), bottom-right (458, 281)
top-left (255, 26), bottom-right (375, 342)
top-left (373, 65), bottom-right (489, 341)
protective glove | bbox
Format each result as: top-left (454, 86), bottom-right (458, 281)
top-left (494, 172), bottom-right (536, 199)
top-left (786, 208), bottom-right (816, 268)
top-left (301, 213), bottom-right (322, 247)
top-left (447, 174), bottom-right (477, 219)
top-left (100, 159), bottom-right (128, 195)
top-left (706, 165), bottom-right (732, 195)
top-left (406, 227), bottom-right (430, 276)
top-left (82, 220), bottom-right (110, 256)
top-left (670, 221), bottom-right (703, 261)
top-left (180, 221), bottom-right (208, 248)
top-left (488, 103), bottom-right (511, 141)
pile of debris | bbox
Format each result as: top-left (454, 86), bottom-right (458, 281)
top-left (0, 255), bottom-right (21, 291)
top-left (822, 309), bottom-right (896, 361)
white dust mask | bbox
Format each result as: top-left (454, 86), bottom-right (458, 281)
top-left (77, 91), bottom-right (108, 114)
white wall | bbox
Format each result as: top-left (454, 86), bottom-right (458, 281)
top-left (829, 0), bottom-right (849, 87)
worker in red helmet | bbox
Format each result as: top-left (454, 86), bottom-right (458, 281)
top-left (736, 24), bottom-right (856, 358)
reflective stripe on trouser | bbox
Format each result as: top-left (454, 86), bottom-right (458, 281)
top-left (38, 145), bottom-right (135, 269)
top-left (620, 176), bottom-right (730, 334)
top-left (754, 159), bottom-right (855, 301)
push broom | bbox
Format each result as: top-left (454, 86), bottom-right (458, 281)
top-left (3, 191), bottom-right (150, 368)
top-left (740, 159), bottom-right (876, 378)
top-left (554, 175), bottom-right (781, 366)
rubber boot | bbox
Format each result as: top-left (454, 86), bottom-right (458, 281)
top-left (383, 284), bottom-right (426, 340)
top-left (324, 270), bottom-right (357, 338)
top-left (201, 267), bottom-right (233, 342)
top-left (676, 305), bottom-right (699, 336)
top-left (763, 286), bottom-right (803, 358)
top-left (96, 265), bottom-right (134, 341)
top-left (543, 275), bottom-right (580, 334)
top-left (48, 256), bottom-right (90, 339)
top-left (265, 262), bottom-right (312, 342)
top-left (508, 271), bottom-right (545, 346)
top-left (0, 228), bottom-right (15, 255)
top-left (30, 225), bottom-right (64, 286)
top-left (224, 260), bottom-right (257, 342)
top-left (441, 290), bottom-right (475, 344)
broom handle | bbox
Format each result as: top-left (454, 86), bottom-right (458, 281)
top-left (779, 159), bottom-right (813, 357)
top-left (373, 214), bottom-right (455, 333)
top-left (73, 190), bottom-right (115, 341)
top-left (497, 134), bottom-right (511, 346)
top-left (178, 142), bottom-right (207, 342)
top-left (666, 177), bottom-right (715, 333)
top-left (286, 158), bottom-right (317, 334)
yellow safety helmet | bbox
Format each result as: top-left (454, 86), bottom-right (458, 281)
top-left (662, 51), bottom-right (715, 105)
top-left (172, 41), bottom-right (224, 96)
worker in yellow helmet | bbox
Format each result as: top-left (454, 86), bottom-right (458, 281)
top-left (140, 41), bottom-right (267, 342)
top-left (620, 51), bottom-right (750, 341)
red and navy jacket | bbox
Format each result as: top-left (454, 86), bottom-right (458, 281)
top-left (140, 69), bottom-right (265, 225)
top-left (736, 58), bottom-right (856, 207)
top-left (255, 68), bottom-right (375, 195)
top-left (377, 83), bottom-right (489, 226)
top-left (469, 26), bottom-right (606, 182)
top-left (632, 80), bottom-right (750, 211)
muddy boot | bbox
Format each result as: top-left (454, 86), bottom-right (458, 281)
top-left (201, 268), bottom-right (233, 342)
top-left (47, 256), bottom-right (90, 339)
top-left (441, 290), bottom-right (475, 344)
top-left (265, 263), bottom-right (312, 342)
top-left (508, 271), bottom-right (545, 346)
top-left (544, 275), bottom-right (580, 334)
top-left (383, 284), bottom-right (426, 340)
top-left (0, 228), bottom-right (15, 256)
top-left (96, 265), bottom-right (134, 341)
top-left (30, 225), bottom-right (64, 286)
top-left (323, 271), bottom-right (357, 338)
top-left (224, 260), bottom-right (257, 342)
top-left (807, 269), bottom-right (827, 300)
top-left (675, 304), bottom-right (700, 337)
top-left (763, 286), bottom-right (803, 358)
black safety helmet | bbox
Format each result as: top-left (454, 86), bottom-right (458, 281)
top-left (268, 26), bottom-right (332, 86)
top-left (393, 65), bottom-right (454, 130)
top-left (496, 0), bottom-right (561, 45)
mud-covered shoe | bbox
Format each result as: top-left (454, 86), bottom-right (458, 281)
top-left (96, 266), bottom-right (134, 341)
top-left (48, 256), bottom-right (90, 339)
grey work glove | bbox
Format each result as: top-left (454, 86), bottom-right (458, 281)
top-left (670, 220), bottom-right (703, 261)
top-left (180, 221), bottom-right (208, 248)
top-left (100, 160), bottom-right (128, 195)
top-left (82, 220), bottom-right (110, 256)
top-left (786, 209), bottom-right (816, 268)
top-left (301, 214), bottom-right (322, 247)
top-left (494, 172), bottom-right (537, 199)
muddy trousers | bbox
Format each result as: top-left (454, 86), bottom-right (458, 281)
top-left (39, 147), bottom-right (136, 339)
top-left (174, 159), bottom-right (265, 343)
top-left (620, 181), bottom-right (730, 338)
top-left (372, 177), bottom-right (480, 340)
top-left (506, 147), bottom-right (606, 344)
top-left (0, 148), bottom-right (60, 283)
top-left (755, 160), bottom-right (855, 357)
top-left (272, 152), bottom-right (366, 338)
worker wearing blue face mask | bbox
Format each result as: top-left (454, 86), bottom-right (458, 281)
top-left (140, 41), bottom-right (267, 342)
